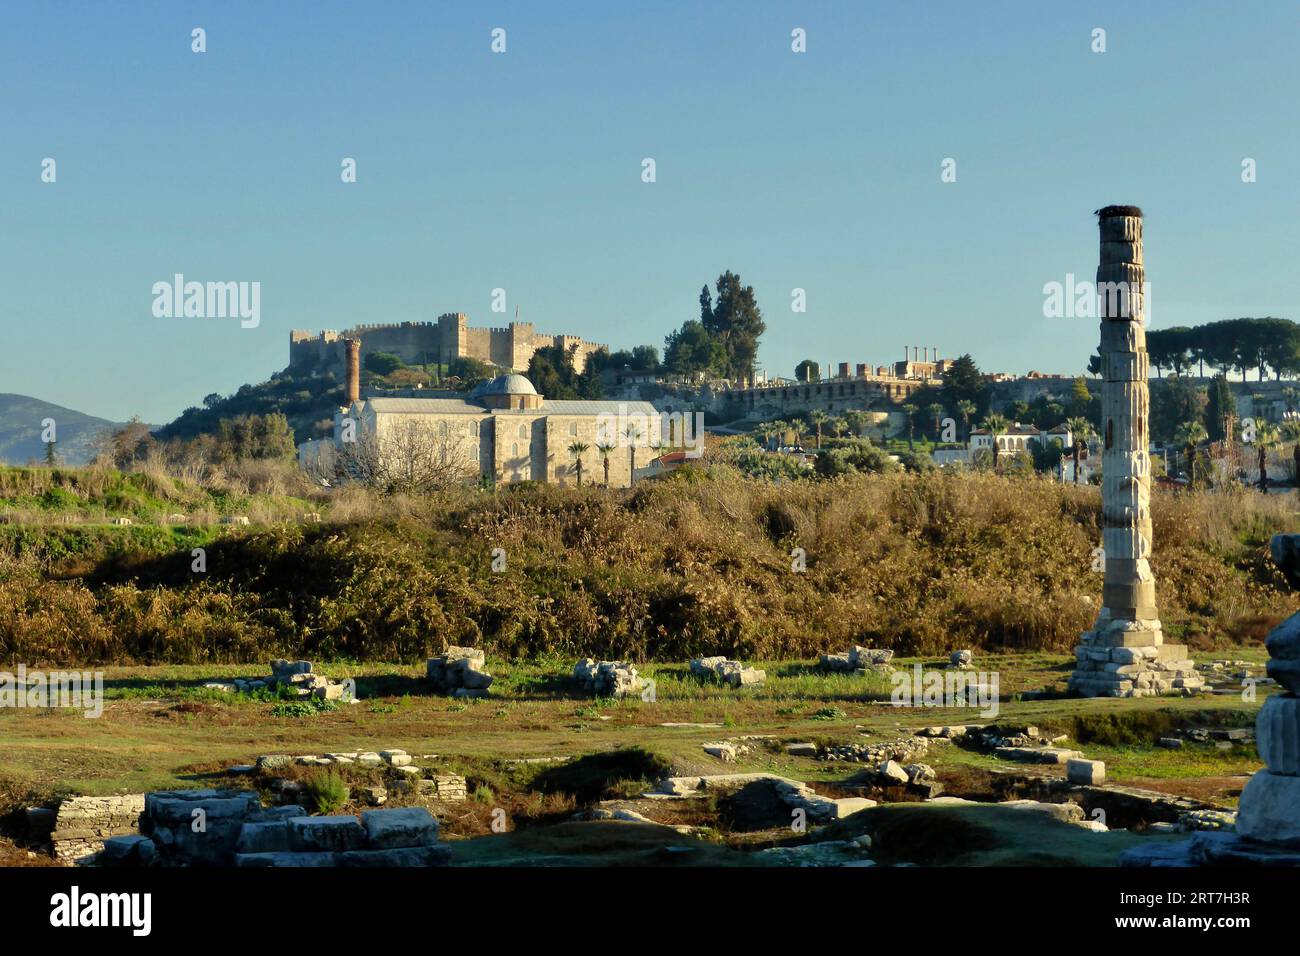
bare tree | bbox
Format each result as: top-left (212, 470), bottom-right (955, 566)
top-left (335, 419), bottom-right (477, 494)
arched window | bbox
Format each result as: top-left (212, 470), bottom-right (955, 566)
top-left (470, 420), bottom-right (479, 437)
top-left (518, 424), bottom-right (527, 439)
top-left (569, 422), bottom-right (578, 436)
top-left (512, 443), bottom-right (519, 457)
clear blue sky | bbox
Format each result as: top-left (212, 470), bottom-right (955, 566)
top-left (2, 0), bottom-right (1297, 423)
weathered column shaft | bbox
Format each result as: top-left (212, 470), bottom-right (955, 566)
top-left (1069, 206), bottom-right (1202, 698)
top-left (1097, 207), bottom-right (1155, 622)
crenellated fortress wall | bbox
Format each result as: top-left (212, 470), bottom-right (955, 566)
top-left (289, 314), bottom-right (605, 376)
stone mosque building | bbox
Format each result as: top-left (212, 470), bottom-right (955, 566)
top-left (300, 345), bottom-right (661, 487)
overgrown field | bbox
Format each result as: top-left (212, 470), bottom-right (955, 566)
top-left (1, 466), bottom-right (1297, 665)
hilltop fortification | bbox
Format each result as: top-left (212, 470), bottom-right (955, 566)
top-left (289, 313), bottom-right (605, 376)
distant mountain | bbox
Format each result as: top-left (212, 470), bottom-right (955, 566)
top-left (0, 394), bottom-right (128, 466)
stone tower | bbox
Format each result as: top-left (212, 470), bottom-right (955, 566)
top-left (345, 338), bottom-right (361, 406)
top-left (1069, 206), bottom-right (1202, 698)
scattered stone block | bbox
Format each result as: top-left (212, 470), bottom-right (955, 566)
top-left (831, 797), bottom-right (876, 819)
top-left (428, 647), bottom-right (494, 696)
top-left (97, 834), bottom-right (157, 866)
top-left (361, 807), bottom-right (439, 849)
top-left (819, 653), bottom-right (853, 672)
top-left (235, 821), bottom-right (292, 854)
top-left (1066, 758), bottom-right (1106, 785)
top-left (995, 746), bottom-right (1083, 765)
top-left (573, 658), bottom-right (645, 698)
top-left (689, 657), bottom-right (765, 688)
top-left (286, 815), bottom-right (366, 853)
top-left (703, 742), bottom-right (738, 762)
top-left (850, 646), bottom-right (894, 668)
top-left (878, 760), bottom-right (910, 785)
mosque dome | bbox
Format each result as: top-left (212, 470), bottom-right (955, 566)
top-left (477, 374), bottom-right (538, 396)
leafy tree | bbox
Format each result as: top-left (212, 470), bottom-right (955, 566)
top-left (1151, 377), bottom-right (1208, 445)
top-left (813, 438), bottom-right (896, 478)
top-left (701, 270), bottom-right (766, 381)
top-left (1204, 374), bottom-right (1234, 442)
top-left (1031, 438), bottom-right (1065, 474)
top-left (1068, 377), bottom-right (1092, 418)
top-left (364, 351), bottom-right (404, 376)
top-left (106, 416), bottom-right (156, 467)
top-left (942, 354), bottom-right (989, 421)
top-left (795, 359), bottom-right (820, 383)
top-left (214, 412), bottom-right (297, 462)
top-left (844, 410), bottom-right (871, 438)
top-left (631, 345), bottom-right (660, 370)
top-left (896, 448), bottom-right (936, 473)
top-left (448, 356), bottom-right (496, 389)
top-left (527, 345), bottom-right (602, 400)
top-left (664, 320), bottom-right (725, 377)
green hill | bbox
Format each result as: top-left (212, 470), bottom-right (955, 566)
top-left (0, 394), bottom-right (128, 466)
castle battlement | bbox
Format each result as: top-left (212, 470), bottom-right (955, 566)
top-left (288, 313), bottom-right (607, 375)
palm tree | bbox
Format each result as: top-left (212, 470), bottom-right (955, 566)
top-left (568, 441), bottom-right (590, 486)
top-left (1256, 423), bottom-right (1280, 491)
top-left (1065, 416), bottom-right (1094, 485)
top-left (755, 422), bottom-right (776, 451)
top-left (769, 420), bottom-right (790, 449)
top-left (809, 409), bottom-right (829, 449)
top-left (957, 400), bottom-right (977, 440)
top-left (623, 423), bottom-right (643, 484)
top-left (981, 413), bottom-right (1010, 470)
top-left (901, 404), bottom-right (918, 451)
top-left (830, 417), bottom-right (847, 441)
top-left (843, 410), bottom-right (868, 439)
top-left (596, 442), bottom-right (615, 486)
top-left (1174, 420), bottom-right (1208, 483)
top-left (928, 403), bottom-right (944, 441)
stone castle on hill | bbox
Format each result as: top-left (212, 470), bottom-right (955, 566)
top-left (289, 313), bottom-right (606, 377)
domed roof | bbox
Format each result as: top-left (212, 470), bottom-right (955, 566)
top-left (475, 373), bottom-right (538, 397)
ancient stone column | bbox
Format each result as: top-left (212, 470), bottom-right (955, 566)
top-left (1070, 206), bottom-right (1202, 698)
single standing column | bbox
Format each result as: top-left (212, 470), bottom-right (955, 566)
top-left (1070, 205), bottom-right (1202, 698)
top-left (345, 338), bottom-right (361, 406)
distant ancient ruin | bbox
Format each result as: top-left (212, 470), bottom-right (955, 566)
top-left (289, 313), bottom-right (606, 377)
